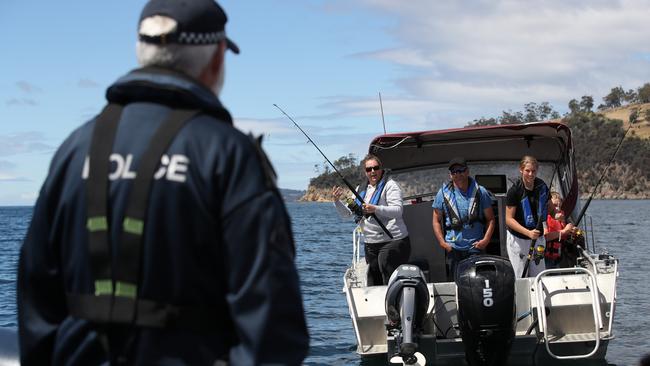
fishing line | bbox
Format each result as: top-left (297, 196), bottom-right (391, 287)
top-left (575, 122), bottom-right (634, 225)
top-left (274, 103), bottom-right (393, 239)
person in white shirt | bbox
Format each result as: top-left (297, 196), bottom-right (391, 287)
top-left (332, 154), bottom-right (410, 285)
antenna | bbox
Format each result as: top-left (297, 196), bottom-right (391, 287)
top-left (379, 92), bottom-right (387, 134)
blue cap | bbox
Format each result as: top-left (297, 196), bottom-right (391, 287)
top-left (139, 0), bottom-right (240, 54)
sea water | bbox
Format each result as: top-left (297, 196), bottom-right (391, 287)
top-left (1, 200), bottom-right (649, 365)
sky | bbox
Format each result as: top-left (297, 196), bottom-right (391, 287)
top-left (1, 0), bottom-right (650, 205)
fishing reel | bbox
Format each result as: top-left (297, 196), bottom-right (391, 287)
top-left (345, 197), bottom-right (365, 223)
top-left (565, 228), bottom-right (586, 249)
top-left (532, 244), bottom-right (545, 265)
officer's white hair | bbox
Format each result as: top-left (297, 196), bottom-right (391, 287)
top-left (136, 15), bottom-right (218, 80)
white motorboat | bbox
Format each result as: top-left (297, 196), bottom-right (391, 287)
top-left (343, 122), bottom-right (618, 365)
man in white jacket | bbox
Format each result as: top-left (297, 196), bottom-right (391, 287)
top-left (332, 154), bottom-right (410, 285)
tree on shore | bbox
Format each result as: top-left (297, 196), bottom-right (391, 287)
top-left (310, 154), bottom-right (365, 190)
top-left (467, 101), bottom-right (560, 126)
top-left (638, 83), bottom-right (650, 103)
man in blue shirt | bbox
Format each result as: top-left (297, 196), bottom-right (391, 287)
top-left (432, 157), bottom-right (495, 281)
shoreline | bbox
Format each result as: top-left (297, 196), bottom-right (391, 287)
top-left (297, 186), bottom-right (650, 202)
top-left (295, 197), bottom-right (650, 203)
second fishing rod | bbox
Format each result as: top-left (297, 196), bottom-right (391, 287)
top-left (574, 121), bottom-right (634, 226)
top-left (274, 104), bottom-right (393, 239)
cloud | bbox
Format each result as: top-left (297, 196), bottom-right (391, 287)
top-left (0, 190), bottom-right (38, 206)
top-left (234, 117), bottom-right (296, 137)
top-left (0, 161), bottom-right (30, 182)
top-left (77, 78), bottom-right (100, 88)
top-left (6, 98), bottom-right (38, 106)
top-left (16, 81), bottom-right (42, 93)
top-left (20, 191), bottom-right (39, 202)
top-left (8, 81), bottom-right (42, 107)
top-left (353, 48), bottom-right (437, 68)
top-left (342, 0), bottom-right (650, 122)
top-left (0, 160), bottom-right (17, 171)
top-left (0, 132), bottom-right (54, 157)
top-left (0, 174), bottom-right (30, 182)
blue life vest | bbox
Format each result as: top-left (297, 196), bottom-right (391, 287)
top-left (442, 178), bottom-right (482, 230)
top-left (519, 179), bottom-right (549, 229)
top-left (356, 177), bottom-right (387, 207)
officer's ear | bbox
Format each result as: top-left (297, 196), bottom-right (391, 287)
top-left (209, 41), bottom-right (226, 76)
top-left (199, 41), bottom-right (226, 89)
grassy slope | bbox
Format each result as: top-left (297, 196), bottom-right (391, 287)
top-left (599, 102), bottom-right (650, 139)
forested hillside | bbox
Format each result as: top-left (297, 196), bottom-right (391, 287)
top-left (566, 111), bottom-right (649, 198)
top-left (466, 82), bottom-right (650, 199)
top-left (304, 83), bottom-right (650, 200)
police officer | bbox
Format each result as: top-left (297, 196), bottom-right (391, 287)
top-left (17, 0), bottom-right (309, 364)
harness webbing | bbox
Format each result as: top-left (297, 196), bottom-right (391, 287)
top-left (69, 104), bottom-right (221, 332)
top-left (356, 177), bottom-right (387, 206)
top-left (115, 108), bottom-right (198, 295)
top-left (86, 104), bottom-right (123, 285)
top-left (66, 293), bottom-right (224, 332)
top-left (442, 179), bottom-right (482, 231)
top-left (518, 179), bottom-right (549, 229)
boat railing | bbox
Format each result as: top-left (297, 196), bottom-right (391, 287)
top-left (585, 214), bottom-right (596, 252)
top-left (352, 225), bottom-right (363, 266)
top-left (577, 246), bottom-right (619, 338)
top-left (345, 226), bottom-right (366, 289)
top-left (533, 267), bottom-right (602, 360)
top-left (571, 213), bottom-right (598, 253)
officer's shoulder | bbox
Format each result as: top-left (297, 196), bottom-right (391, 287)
top-left (53, 117), bottom-right (97, 160)
top-left (184, 115), bottom-right (278, 187)
top-left (246, 134), bottom-right (278, 189)
top-left (188, 114), bottom-right (259, 152)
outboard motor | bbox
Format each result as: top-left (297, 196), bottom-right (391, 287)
top-left (456, 255), bottom-right (516, 366)
top-left (385, 264), bottom-right (430, 365)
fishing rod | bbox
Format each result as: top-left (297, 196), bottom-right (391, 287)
top-left (274, 104), bottom-right (394, 239)
top-left (574, 122), bottom-right (634, 226)
top-left (379, 92), bottom-right (387, 134)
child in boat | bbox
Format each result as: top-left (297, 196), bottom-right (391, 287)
top-left (544, 192), bottom-right (575, 268)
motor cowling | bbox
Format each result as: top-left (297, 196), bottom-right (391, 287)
top-left (385, 264), bottom-right (430, 365)
top-left (456, 255), bottom-right (516, 366)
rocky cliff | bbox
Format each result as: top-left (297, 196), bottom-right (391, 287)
top-left (299, 186), bottom-right (333, 202)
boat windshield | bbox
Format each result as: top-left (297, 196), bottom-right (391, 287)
top-left (391, 161), bottom-right (558, 203)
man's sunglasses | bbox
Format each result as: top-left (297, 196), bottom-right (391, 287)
top-left (365, 166), bottom-right (382, 172)
top-left (450, 167), bottom-right (467, 175)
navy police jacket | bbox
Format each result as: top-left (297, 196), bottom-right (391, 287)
top-left (17, 68), bottom-right (309, 365)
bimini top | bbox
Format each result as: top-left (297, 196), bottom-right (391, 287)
top-left (368, 121), bottom-right (572, 172)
